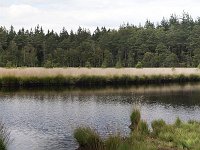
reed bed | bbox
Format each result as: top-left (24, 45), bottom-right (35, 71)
top-left (0, 68), bottom-right (200, 87)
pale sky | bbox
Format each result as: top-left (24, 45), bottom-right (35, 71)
top-left (0, 0), bottom-right (199, 33)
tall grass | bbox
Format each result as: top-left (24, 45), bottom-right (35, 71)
top-left (74, 110), bottom-right (200, 150)
top-left (0, 74), bottom-right (200, 87)
top-left (129, 109), bottom-right (141, 131)
top-left (0, 68), bottom-right (199, 87)
top-left (0, 122), bottom-right (10, 150)
top-left (74, 127), bottom-right (103, 149)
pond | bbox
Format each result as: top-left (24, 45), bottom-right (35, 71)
top-left (1, 83), bottom-right (200, 150)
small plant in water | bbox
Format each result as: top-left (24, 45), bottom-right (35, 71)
top-left (74, 127), bottom-right (102, 149)
top-left (0, 122), bottom-right (10, 150)
top-left (130, 109), bottom-right (141, 131)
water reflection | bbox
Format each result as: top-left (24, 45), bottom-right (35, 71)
top-left (0, 83), bottom-right (200, 150)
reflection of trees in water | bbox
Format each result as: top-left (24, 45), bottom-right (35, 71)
top-left (0, 84), bottom-right (200, 107)
top-left (141, 91), bottom-right (200, 107)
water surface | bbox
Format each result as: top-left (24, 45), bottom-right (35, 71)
top-left (0, 84), bottom-right (200, 150)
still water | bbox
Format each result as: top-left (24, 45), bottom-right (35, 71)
top-left (1, 84), bottom-right (200, 150)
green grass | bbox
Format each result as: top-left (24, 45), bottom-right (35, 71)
top-left (74, 110), bottom-right (200, 150)
top-left (0, 122), bottom-right (9, 150)
top-left (130, 109), bottom-right (141, 131)
top-left (74, 127), bottom-right (102, 149)
top-left (0, 74), bottom-right (200, 87)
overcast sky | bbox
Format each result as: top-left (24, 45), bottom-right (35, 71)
top-left (0, 0), bottom-right (200, 33)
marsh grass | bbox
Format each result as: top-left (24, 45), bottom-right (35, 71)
top-left (130, 109), bottom-right (141, 131)
top-left (74, 127), bottom-right (103, 149)
top-left (0, 122), bottom-right (10, 150)
top-left (0, 74), bottom-right (200, 87)
top-left (74, 110), bottom-right (200, 150)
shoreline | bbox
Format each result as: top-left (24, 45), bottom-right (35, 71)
top-left (0, 68), bottom-right (200, 87)
top-left (0, 67), bottom-right (199, 77)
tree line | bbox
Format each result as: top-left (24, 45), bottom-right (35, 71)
top-left (1, 12), bottom-right (200, 68)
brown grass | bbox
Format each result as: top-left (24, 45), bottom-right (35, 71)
top-left (0, 67), bottom-right (199, 77)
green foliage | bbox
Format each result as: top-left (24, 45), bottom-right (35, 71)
top-left (74, 110), bottom-right (200, 150)
top-left (198, 64), bottom-right (200, 69)
top-left (130, 109), bottom-right (141, 131)
top-left (156, 120), bottom-right (200, 149)
top-left (115, 60), bottom-right (122, 68)
top-left (5, 61), bottom-right (13, 68)
top-left (172, 67), bottom-right (176, 71)
top-left (44, 60), bottom-right (53, 68)
top-left (142, 52), bottom-right (154, 67)
top-left (85, 61), bottom-right (91, 68)
top-left (0, 122), bottom-right (10, 150)
top-left (174, 117), bottom-right (182, 127)
top-left (74, 127), bottom-right (101, 148)
top-left (1, 12), bottom-right (200, 68)
top-left (104, 135), bottom-right (122, 150)
top-left (0, 74), bottom-right (200, 87)
top-left (138, 120), bottom-right (149, 135)
top-left (135, 62), bottom-right (143, 68)
top-left (151, 119), bottom-right (166, 136)
top-left (101, 61), bottom-right (107, 68)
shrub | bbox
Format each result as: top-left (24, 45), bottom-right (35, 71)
top-left (135, 62), bottom-right (143, 68)
top-left (115, 61), bottom-right (122, 68)
top-left (85, 61), bottom-right (91, 68)
top-left (5, 61), bottom-right (13, 68)
top-left (74, 127), bottom-right (101, 148)
top-left (198, 64), bottom-right (200, 69)
top-left (44, 60), bottom-right (53, 68)
top-left (172, 67), bottom-right (175, 71)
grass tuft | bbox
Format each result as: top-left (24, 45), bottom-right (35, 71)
top-left (151, 119), bottom-right (166, 136)
top-left (0, 122), bottom-right (10, 150)
top-left (74, 127), bottom-right (102, 149)
top-left (130, 109), bottom-right (141, 131)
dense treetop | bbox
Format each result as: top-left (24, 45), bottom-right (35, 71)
top-left (1, 13), bottom-right (200, 68)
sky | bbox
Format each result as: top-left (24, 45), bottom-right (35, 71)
top-left (0, 0), bottom-right (200, 33)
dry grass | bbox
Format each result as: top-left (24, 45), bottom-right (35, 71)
top-left (0, 67), bottom-right (199, 77)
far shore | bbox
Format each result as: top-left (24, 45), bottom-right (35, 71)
top-left (0, 67), bottom-right (199, 77)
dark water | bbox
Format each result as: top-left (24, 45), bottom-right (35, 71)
top-left (1, 84), bottom-right (200, 150)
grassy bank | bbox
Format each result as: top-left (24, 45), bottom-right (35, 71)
top-left (74, 110), bottom-right (200, 150)
top-left (0, 74), bottom-right (200, 87)
top-left (0, 68), bottom-right (199, 87)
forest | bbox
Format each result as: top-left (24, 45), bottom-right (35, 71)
top-left (0, 12), bottom-right (200, 68)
